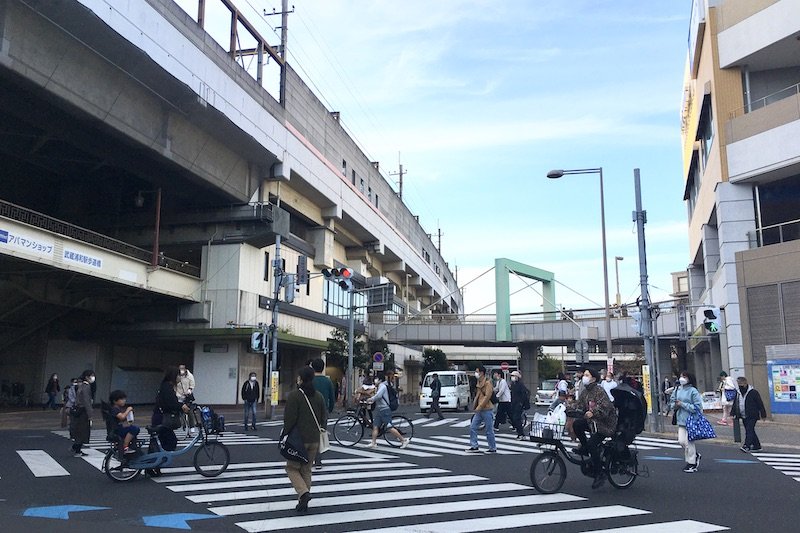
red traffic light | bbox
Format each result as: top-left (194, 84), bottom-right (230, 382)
top-left (340, 267), bottom-right (352, 279)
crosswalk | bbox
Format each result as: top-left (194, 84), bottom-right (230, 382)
top-left (52, 429), bottom-right (274, 450)
top-left (149, 456), bottom-right (729, 532)
top-left (751, 452), bottom-right (800, 483)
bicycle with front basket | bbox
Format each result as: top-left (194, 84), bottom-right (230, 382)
top-left (332, 401), bottom-right (414, 447)
top-left (101, 402), bottom-right (230, 482)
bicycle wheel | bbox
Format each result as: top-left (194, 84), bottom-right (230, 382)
top-left (333, 414), bottom-right (364, 447)
top-left (193, 441), bottom-right (230, 477)
top-left (529, 452), bottom-right (566, 493)
top-left (384, 415), bottom-right (413, 447)
top-left (103, 450), bottom-right (142, 482)
top-left (607, 449), bottom-right (638, 489)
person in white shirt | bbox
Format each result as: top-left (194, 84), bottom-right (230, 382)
top-left (492, 370), bottom-right (512, 430)
top-left (600, 370), bottom-right (617, 401)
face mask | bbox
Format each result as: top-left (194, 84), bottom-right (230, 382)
top-left (88, 376), bottom-right (96, 384)
top-left (679, 377), bottom-right (688, 386)
top-left (250, 376), bottom-right (256, 382)
top-left (581, 376), bottom-right (591, 385)
top-left (511, 376), bottom-right (518, 382)
top-left (474, 372), bottom-right (480, 379)
top-left (739, 386), bottom-right (748, 394)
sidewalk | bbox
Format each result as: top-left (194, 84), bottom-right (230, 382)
top-left (644, 411), bottom-right (800, 451)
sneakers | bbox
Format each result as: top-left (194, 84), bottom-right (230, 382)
top-left (695, 453), bottom-right (702, 470)
top-left (465, 447), bottom-right (482, 453)
top-left (365, 442), bottom-right (377, 449)
top-left (73, 451), bottom-right (88, 457)
top-left (740, 445), bottom-right (751, 453)
top-left (485, 449), bottom-right (497, 454)
top-left (295, 492), bottom-right (311, 513)
top-left (750, 446), bottom-right (763, 452)
top-left (400, 439), bottom-right (410, 449)
top-left (313, 464), bottom-right (322, 471)
top-left (683, 463), bottom-right (697, 473)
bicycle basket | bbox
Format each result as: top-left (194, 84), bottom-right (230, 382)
top-left (529, 420), bottom-right (565, 442)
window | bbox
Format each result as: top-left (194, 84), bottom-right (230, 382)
top-left (685, 154), bottom-right (701, 220)
top-left (306, 271), bottom-right (311, 296)
top-left (368, 186), bottom-right (372, 201)
top-left (323, 279), bottom-right (366, 323)
top-left (351, 169), bottom-right (356, 185)
top-left (434, 263), bottom-right (441, 275)
top-left (678, 275), bottom-right (689, 294)
top-left (263, 252), bottom-right (270, 282)
top-left (342, 160), bottom-right (347, 176)
top-left (422, 248), bottom-right (431, 264)
top-left (697, 99), bottom-right (714, 170)
top-left (360, 178), bottom-right (365, 194)
top-left (374, 194), bottom-right (379, 209)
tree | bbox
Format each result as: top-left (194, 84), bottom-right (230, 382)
top-left (324, 328), bottom-right (366, 372)
top-left (538, 354), bottom-right (562, 381)
top-left (422, 348), bottom-right (448, 376)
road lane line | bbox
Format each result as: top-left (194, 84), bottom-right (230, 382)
top-left (16, 450), bottom-right (70, 477)
top-left (153, 462), bottom-right (417, 484)
top-left (582, 519), bottom-right (729, 532)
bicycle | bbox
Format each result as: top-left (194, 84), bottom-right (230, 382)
top-left (332, 402), bottom-right (414, 447)
top-left (527, 419), bottom-right (645, 493)
top-left (101, 403), bottom-right (230, 482)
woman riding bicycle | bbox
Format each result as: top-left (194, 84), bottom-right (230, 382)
top-left (365, 372), bottom-right (409, 449)
top-left (572, 367), bottom-right (617, 489)
top-left (152, 367), bottom-right (190, 452)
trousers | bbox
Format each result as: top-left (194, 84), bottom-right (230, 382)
top-left (677, 426), bottom-right (698, 464)
top-left (285, 443), bottom-right (319, 498)
top-left (743, 417), bottom-right (761, 449)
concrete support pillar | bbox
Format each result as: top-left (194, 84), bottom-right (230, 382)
top-left (518, 343), bottom-right (539, 399)
top-left (309, 221), bottom-right (335, 269)
top-left (701, 224), bottom-right (720, 289)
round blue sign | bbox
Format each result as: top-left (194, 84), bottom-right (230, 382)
top-left (373, 352), bottom-right (384, 362)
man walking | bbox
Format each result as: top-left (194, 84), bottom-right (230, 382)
top-left (492, 369), bottom-right (511, 430)
top-left (466, 365), bottom-right (497, 453)
top-left (731, 376), bottom-right (767, 452)
top-left (311, 358), bottom-right (335, 470)
top-left (426, 373), bottom-right (444, 420)
top-left (241, 372), bottom-right (260, 431)
top-left (509, 370), bottom-right (529, 439)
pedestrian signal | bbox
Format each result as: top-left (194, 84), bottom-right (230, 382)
top-left (703, 307), bottom-right (721, 334)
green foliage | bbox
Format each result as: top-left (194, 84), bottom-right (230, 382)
top-left (538, 354), bottom-right (563, 380)
top-left (325, 328), bottom-right (366, 372)
top-left (422, 348), bottom-right (448, 376)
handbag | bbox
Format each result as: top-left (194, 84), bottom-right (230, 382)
top-left (301, 389), bottom-right (330, 454)
top-left (686, 410), bottom-right (717, 441)
top-left (161, 411), bottom-right (182, 430)
top-left (724, 389), bottom-right (737, 402)
top-left (279, 426), bottom-right (309, 463)
top-left (669, 389), bottom-right (677, 425)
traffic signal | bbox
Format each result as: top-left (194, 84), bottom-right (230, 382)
top-left (251, 331), bottom-right (265, 352)
top-left (702, 307), bottom-right (721, 334)
top-left (322, 267), bottom-right (353, 290)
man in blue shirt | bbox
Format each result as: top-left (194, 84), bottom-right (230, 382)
top-left (311, 358), bottom-right (335, 470)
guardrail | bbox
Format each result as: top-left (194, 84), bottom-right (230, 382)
top-left (0, 199), bottom-right (200, 278)
top-left (748, 218), bottom-right (800, 248)
top-left (730, 81), bottom-right (800, 119)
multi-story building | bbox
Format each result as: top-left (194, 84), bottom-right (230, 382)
top-left (0, 0), bottom-right (460, 406)
top-left (681, 0), bottom-right (800, 420)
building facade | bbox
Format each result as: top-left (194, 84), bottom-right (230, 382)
top-left (0, 0), bottom-right (460, 406)
top-left (681, 0), bottom-right (800, 419)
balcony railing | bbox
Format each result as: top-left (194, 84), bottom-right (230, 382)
top-left (731, 81), bottom-right (800, 119)
top-left (749, 218), bottom-right (800, 248)
top-left (0, 199), bottom-right (200, 277)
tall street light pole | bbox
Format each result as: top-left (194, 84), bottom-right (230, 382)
top-left (615, 256), bottom-right (624, 307)
top-left (547, 168), bottom-right (613, 371)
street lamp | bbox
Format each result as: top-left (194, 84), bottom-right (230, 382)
top-left (615, 256), bottom-right (624, 307)
top-left (547, 167), bottom-right (614, 368)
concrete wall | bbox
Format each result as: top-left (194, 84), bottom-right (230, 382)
top-left (727, 101), bottom-right (800, 181)
top-left (718, 0), bottom-right (800, 67)
top-left (193, 341), bottom-right (240, 405)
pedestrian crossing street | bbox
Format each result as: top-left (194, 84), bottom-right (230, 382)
top-left (751, 452), bottom-right (800, 484)
top-left (151, 457), bottom-right (730, 532)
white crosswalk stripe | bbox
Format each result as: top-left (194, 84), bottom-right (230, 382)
top-left (145, 454), bottom-right (728, 532)
top-left (52, 429), bottom-right (274, 449)
top-left (16, 450), bottom-right (70, 477)
top-left (751, 452), bottom-right (800, 482)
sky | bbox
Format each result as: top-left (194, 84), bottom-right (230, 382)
top-left (175, 0), bottom-right (692, 315)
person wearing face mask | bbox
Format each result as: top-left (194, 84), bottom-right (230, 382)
top-left (71, 370), bottom-right (95, 457)
top-left (176, 364), bottom-right (197, 437)
top-left (730, 376), bottom-right (766, 452)
top-left (668, 371), bottom-right (704, 473)
top-left (600, 370), bottom-right (617, 402)
top-left (509, 371), bottom-right (529, 440)
top-left (572, 368), bottom-right (617, 489)
top-left (466, 365), bottom-right (497, 453)
top-left (242, 372), bottom-right (261, 431)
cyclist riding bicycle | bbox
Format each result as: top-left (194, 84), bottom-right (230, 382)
top-left (365, 372), bottom-right (409, 449)
top-left (572, 367), bottom-right (617, 489)
top-left (153, 367), bottom-right (190, 452)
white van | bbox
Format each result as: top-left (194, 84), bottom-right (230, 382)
top-left (420, 371), bottom-right (471, 413)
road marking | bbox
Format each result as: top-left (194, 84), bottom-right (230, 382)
top-left (23, 505), bottom-right (110, 520)
top-left (433, 435), bottom-right (537, 453)
top-left (160, 457), bottom-right (386, 474)
top-left (405, 437), bottom-right (492, 456)
top-left (422, 417), bottom-right (459, 427)
top-left (16, 450), bottom-right (70, 477)
top-left (326, 444), bottom-right (398, 459)
top-left (211, 482), bottom-right (534, 516)
top-left (358, 506), bottom-right (650, 533)
top-left (167, 467), bottom-right (450, 493)
top-left (451, 419), bottom-right (473, 427)
top-left (186, 474), bottom-right (487, 504)
top-left (582, 519), bottom-right (730, 532)
top-left (235, 493), bottom-right (585, 532)
top-left (153, 462), bottom-right (418, 484)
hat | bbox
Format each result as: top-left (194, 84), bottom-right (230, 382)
top-left (719, 371), bottom-right (728, 377)
top-left (510, 371), bottom-right (522, 378)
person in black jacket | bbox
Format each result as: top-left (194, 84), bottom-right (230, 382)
top-left (152, 367), bottom-right (189, 451)
top-left (242, 372), bottom-right (260, 431)
top-left (731, 376), bottom-right (767, 452)
top-left (426, 373), bottom-right (444, 420)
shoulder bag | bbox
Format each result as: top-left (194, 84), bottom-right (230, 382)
top-left (278, 394), bottom-right (310, 463)
top-left (301, 389), bottom-right (330, 454)
top-left (686, 399), bottom-right (717, 442)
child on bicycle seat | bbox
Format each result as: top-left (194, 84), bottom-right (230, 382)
top-left (109, 390), bottom-right (140, 455)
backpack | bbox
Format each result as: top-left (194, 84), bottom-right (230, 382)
top-left (386, 383), bottom-right (399, 411)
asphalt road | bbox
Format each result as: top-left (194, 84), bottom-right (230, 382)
top-left (1, 408), bottom-right (797, 532)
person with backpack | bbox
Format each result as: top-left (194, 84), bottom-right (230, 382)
top-left (365, 372), bottom-right (408, 449)
top-left (466, 365), bottom-right (497, 453)
top-left (573, 368), bottom-right (618, 489)
top-left (510, 370), bottom-right (530, 440)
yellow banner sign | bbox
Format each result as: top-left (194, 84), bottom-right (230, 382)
top-left (641, 365), bottom-right (652, 414)
top-left (270, 371), bottom-right (279, 406)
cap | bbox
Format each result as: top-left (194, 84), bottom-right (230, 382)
top-left (510, 371), bottom-right (522, 378)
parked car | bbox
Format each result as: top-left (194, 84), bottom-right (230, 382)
top-left (535, 379), bottom-right (559, 406)
top-left (420, 371), bottom-right (471, 413)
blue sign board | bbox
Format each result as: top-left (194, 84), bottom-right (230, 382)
top-left (767, 358), bottom-right (800, 415)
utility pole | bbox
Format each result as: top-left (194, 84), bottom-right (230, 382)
top-left (389, 153), bottom-right (405, 200)
top-left (346, 287), bottom-right (356, 407)
top-left (264, 0), bottom-right (293, 105)
top-left (266, 234), bottom-right (283, 420)
top-left (633, 168), bottom-right (662, 433)
top-left (437, 226), bottom-right (443, 252)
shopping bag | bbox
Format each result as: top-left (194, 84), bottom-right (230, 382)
top-left (686, 411), bottom-right (716, 441)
